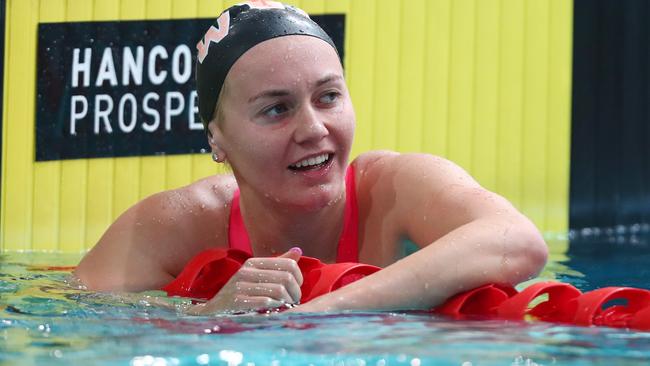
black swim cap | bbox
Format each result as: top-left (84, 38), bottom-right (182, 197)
top-left (196, 1), bottom-right (337, 126)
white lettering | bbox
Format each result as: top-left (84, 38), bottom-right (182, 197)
top-left (172, 45), bottom-right (192, 84)
top-left (69, 95), bottom-right (88, 134)
top-left (148, 45), bottom-right (168, 85)
top-left (67, 91), bottom-right (201, 135)
top-left (118, 93), bottom-right (137, 133)
top-left (165, 91), bottom-right (184, 130)
top-left (122, 46), bottom-right (144, 86)
top-left (95, 48), bottom-right (118, 87)
top-left (142, 92), bottom-right (160, 132)
top-left (94, 94), bottom-right (114, 134)
top-left (188, 91), bottom-right (202, 130)
top-left (71, 48), bottom-right (91, 87)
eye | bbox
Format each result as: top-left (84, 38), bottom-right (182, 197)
top-left (318, 91), bottom-right (340, 105)
top-left (262, 103), bottom-right (289, 119)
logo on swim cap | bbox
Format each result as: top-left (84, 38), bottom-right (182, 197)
top-left (195, 1), bottom-right (333, 124)
top-left (196, 1), bottom-right (302, 64)
top-left (197, 11), bottom-right (231, 64)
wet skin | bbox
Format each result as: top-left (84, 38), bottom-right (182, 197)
top-left (75, 36), bottom-right (548, 314)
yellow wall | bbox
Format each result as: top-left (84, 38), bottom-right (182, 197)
top-left (1, 0), bottom-right (573, 252)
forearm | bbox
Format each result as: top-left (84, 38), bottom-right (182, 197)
top-left (298, 217), bottom-right (547, 312)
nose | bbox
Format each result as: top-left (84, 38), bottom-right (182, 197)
top-left (293, 105), bottom-right (329, 144)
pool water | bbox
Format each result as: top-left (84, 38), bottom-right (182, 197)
top-left (1, 238), bottom-right (650, 366)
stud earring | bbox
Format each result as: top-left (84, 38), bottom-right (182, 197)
top-left (212, 152), bottom-right (220, 162)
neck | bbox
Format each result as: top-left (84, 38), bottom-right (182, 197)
top-left (237, 185), bottom-right (346, 262)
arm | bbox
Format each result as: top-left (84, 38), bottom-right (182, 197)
top-left (76, 175), bottom-right (306, 314)
top-left (292, 153), bottom-right (548, 312)
top-left (74, 176), bottom-right (233, 292)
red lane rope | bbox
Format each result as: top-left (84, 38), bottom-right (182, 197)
top-left (162, 248), bottom-right (650, 331)
top-left (162, 248), bottom-right (382, 304)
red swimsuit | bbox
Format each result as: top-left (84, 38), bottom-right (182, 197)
top-left (228, 164), bottom-right (359, 261)
top-left (162, 165), bottom-right (381, 302)
top-left (160, 166), bottom-right (650, 330)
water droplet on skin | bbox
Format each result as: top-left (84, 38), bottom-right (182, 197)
top-left (501, 256), bottom-right (510, 267)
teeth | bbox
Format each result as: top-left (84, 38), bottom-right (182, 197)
top-left (291, 153), bottom-right (329, 168)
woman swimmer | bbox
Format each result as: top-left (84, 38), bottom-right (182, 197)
top-left (75, 1), bottom-right (548, 314)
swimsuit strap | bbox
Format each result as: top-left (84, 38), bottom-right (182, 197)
top-left (227, 189), bottom-right (252, 253)
top-left (228, 165), bottom-right (359, 263)
top-left (336, 165), bottom-right (359, 262)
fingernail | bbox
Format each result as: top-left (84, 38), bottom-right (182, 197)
top-left (290, 247), bottom-right (302, 255)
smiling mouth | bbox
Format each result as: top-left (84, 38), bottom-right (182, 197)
top-left (288, 153), bottom-right (333, 171)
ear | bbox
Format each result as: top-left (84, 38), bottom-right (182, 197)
top-left (206, 121), bottom-right (227, 163)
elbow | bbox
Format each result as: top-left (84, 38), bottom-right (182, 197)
top-left (524, 231), bottom-right (549, 278)
top-left (501, 218), bottom-right (548, 285)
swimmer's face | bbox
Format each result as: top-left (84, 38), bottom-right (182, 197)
top-left (209, 35), bottom-right (355, 210)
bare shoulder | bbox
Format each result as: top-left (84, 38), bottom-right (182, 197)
top-left (352, 151), bottom-right (515, 249)
top-left (353, 151), bottom-right (468, 263)
top-left (125, 173), bottom-right (237, 242)
top-left (351, 150), bottom-right (398, 173)
top-left (75, 173), bottom-right (238, 291)
top-left (352, 151), bottom-right (478, 194)
top-left (177, 173), bottom-right (239, 217)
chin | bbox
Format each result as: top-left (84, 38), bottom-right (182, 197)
top-left (291, 185), bottom-right (344, 213)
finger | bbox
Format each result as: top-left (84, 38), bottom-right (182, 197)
top-left (235, 281), bottom-right (294, 303)
top-left (238, 268), bottom-right (302, 302)
top-left (279, 247), bottom-right (302, 261)
top-left (243, 257), bottom-right (304, 286)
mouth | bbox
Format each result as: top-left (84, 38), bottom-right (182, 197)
top-left (288, 153), bottom-right (333, 171)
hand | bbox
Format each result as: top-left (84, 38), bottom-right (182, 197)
top-left (188, 247), bottom-right (303, 314)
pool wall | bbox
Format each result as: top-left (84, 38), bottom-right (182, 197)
top-left (0, 0), bottom-right (573, 252)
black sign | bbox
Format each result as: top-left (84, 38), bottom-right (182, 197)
top-left (35, 16), bottom-right (345, 161)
